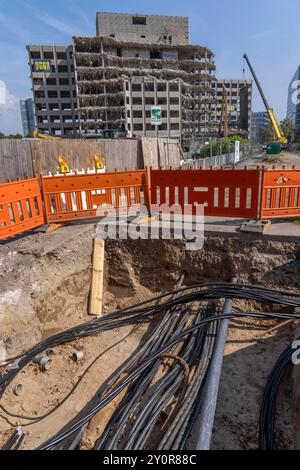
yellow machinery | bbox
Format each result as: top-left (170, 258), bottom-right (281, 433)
top-left (94, 154), bottom-right (105, 170)
top-left (32, 129), bottom-right (60, 141)
top-left (243, 54), bottom-right (287, 146)
top-left (57, 154), bottom-right (70, 174)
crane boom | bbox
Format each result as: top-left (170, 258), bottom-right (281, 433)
top-left (243, 53), bottom-right (287, 145)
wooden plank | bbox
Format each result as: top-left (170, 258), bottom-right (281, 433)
top-left (89, 237), bottom-right (105, 316)
top-left (142, 137), bottom-right (159, 168)
top-left (0, 140), bottom-right (34, 183)
top-left (0, 138), bottom-right (142, 182)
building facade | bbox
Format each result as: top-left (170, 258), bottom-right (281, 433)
top-left (212, 79), bottom-right (252, 135)
top-left (20, 98), bottom-right (36, 136)
top-left (73, 33), bottom-right (217, 138)
top-left (251, 111), bottom-right (269, 142)
top-left (287, 66), bottom-right (300, 139)
top-left (27, 44), bottom-right (77, 136)
top-left (96, 12), bottom-right (189, 45)
top-left (27, 12), bottom-right (252, 140)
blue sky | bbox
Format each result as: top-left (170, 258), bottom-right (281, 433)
top-left (0, 0), bottom-right (299, 133)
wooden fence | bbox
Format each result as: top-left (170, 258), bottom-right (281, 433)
top-left (0, 137), bottom-right (182, 183)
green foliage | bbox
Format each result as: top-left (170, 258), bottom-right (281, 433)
top-left (262, 122), bottom-right (276, 144)
top-left (198, 138), bottom-right (243, 158)
top-left (281, 118), bottom-right (296, 143)
top-left (0, 132), bottom-right (23, 139)
top-left (262, 118), bottom-right (296, 144)
top-left (228, 135), bottom-right (250, 144)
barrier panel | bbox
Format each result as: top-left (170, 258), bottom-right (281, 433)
top-left (150, 168), bottom-right (260, 218)
top-left (2, 167), bottom-right (300, 243)
top-left (260, 168), bottom-right (300, 218)
top-left (41, 169), bottom-right (150, 223)
top-left (0, 177), bottom-right (44, 240)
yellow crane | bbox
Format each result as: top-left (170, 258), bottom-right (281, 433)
top-left (32, 129), bottom-right (60, 141)
top-left (243, 53), bottom-right (287, 146)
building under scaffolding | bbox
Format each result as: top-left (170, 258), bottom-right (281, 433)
top-left (73, 15), bottom-right (218, 139)
top-left (27, 12), bottom-right (251, 139)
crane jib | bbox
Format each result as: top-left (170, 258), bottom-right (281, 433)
top-left (243, 53), bottom-right (287, 145)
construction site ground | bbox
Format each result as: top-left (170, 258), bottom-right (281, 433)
top-left (1, 219), bottom-right (300, 449)
top-left (241, 150), bottom-right (300, 168)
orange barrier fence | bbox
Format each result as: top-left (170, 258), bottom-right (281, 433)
top-left (1, 166), bottom-right (300, 242)
top-left (150, 168), bottom-right (261, 218)
top-left (260, 168), bottom-right (300, 219)
top-left (41, 169), bottom-right (150, 223)
top-left (0, 177), bottom-right (44, 240)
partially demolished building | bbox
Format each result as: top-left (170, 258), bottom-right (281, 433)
top-left (73, 32), bottom-right (217, 138)
top-left (27, 12), bottom-right (251, 139)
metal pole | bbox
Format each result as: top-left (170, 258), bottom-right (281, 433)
top-left (196, 279), bottom-right (236, 450)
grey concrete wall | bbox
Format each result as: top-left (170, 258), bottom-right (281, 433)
top-left (96, 12), bottom-right (189, 44)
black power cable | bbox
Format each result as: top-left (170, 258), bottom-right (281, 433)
top-left (259, 338), bottom-right (299, 450)
top-left (0, 282), bottom-right (299, 451)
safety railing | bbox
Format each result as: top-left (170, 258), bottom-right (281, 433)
top-left (151, 168), bottom-right (260, 218)
top-left (260, 168), bottom-right (300, 219)
top-left (1, 166), bottom-right (300, 242)
top-left (0, 177), bottom-right (44, 240)
top-left (41, 169), bottom-right (150, 224)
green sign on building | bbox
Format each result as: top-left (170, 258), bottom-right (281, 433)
top-left (151, 106), bottom-right (162, 125)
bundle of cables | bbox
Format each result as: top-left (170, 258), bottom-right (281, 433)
top-left (259, 337), bottom-right (299, 450)
top-left (0, 282), bottom-right (300, 450)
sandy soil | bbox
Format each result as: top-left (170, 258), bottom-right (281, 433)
top-left (0, 225), bottom-right (299, 449)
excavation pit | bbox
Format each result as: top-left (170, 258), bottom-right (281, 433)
top-left (0, 223), bottom-right (299, 450)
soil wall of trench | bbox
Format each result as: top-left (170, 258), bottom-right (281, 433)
top-left (0, 226), bottom-right (300, 449)
top-left (0, 226), bottom-right (299, 357)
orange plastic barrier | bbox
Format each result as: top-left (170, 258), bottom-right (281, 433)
top-left (260, 168), bottom-right (300, 218)
top-left (2, 167), bottom-right (300, 243)
top-left (41, 170), bottom-right (150, 223)
top-left (150, 168), bottom-right (260, 218)
top-left (0, 178), bottom-right (44, 240)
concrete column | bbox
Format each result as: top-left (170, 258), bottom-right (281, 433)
top-left (129, 79), bottom-right (134, 137)
top-left (53, 46), bottom-right (62, 136)
top-left (154, 77), bottom-right (158, 138)
top-left (179, 79), bottom-right (182, 138)
top-left (72, 43), bottom-right (82, 136)
top-left (142, 79), bottom-right (146, 137)
top-left (167, 81), bottom-right (170, 139)
top-left (101, 40), bottom-right (108, 133)
top-left (41, 46), bottom-right (51, 134)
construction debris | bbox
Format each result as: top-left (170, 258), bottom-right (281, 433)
top-left (240, 219), bottom-right (271, 234)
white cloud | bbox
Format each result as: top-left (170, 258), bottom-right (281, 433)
top-left (0, 11), bottom-right (32, 43)
top-left (249, 29), bottom-right (275, 40)
top-left (34, 11), bottom-right (77, 36)
top-left (67, 1), bottom-right (93, 31)
top-left (33, 7), bottom-right (92, 37)
top-left (0, 87), bottom-right (22, 135)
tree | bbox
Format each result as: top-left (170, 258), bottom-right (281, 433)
top-left (0, 132), bottom-right (22, 139)
top-left (262, 123), bottom-right (276, 144)
top-left (281, 118), bottom-right (296, 143)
